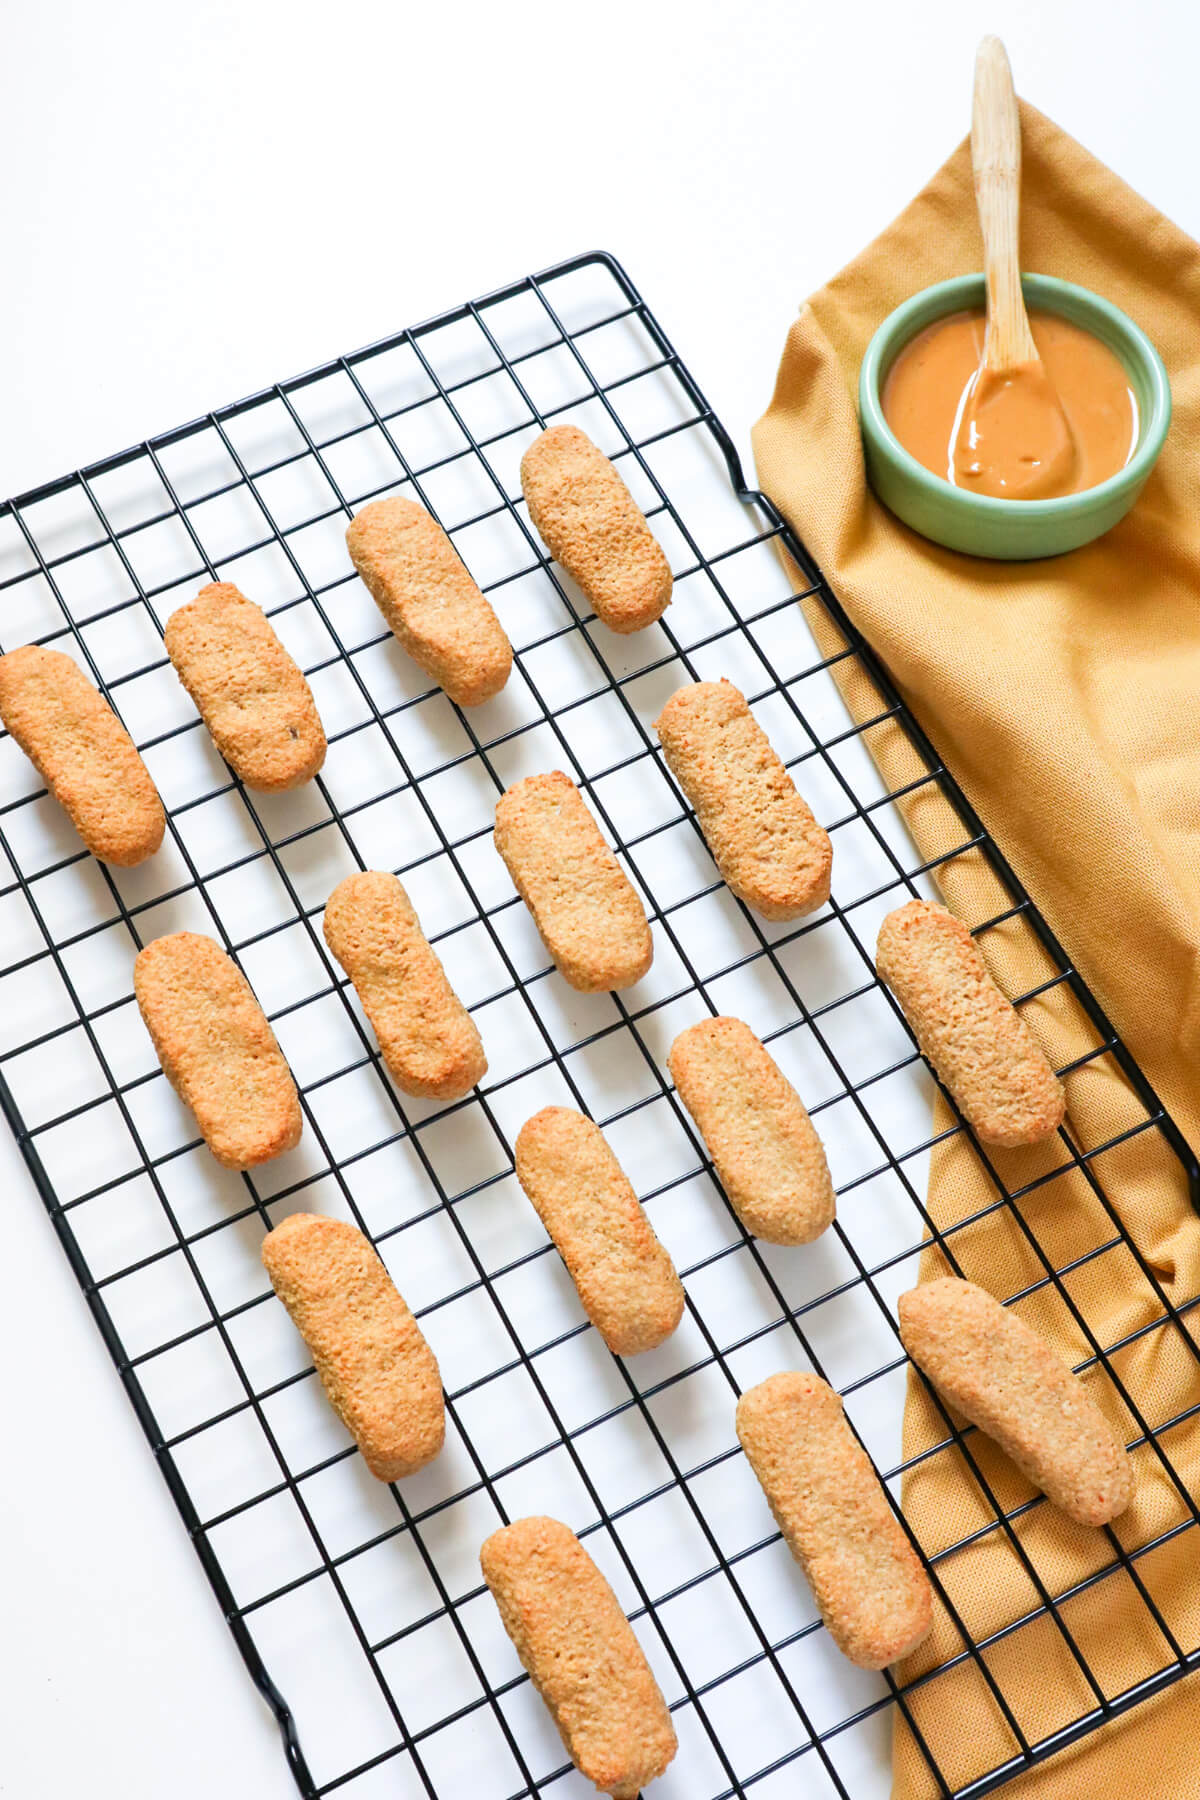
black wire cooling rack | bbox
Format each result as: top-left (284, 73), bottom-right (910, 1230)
top-left (1, 251), bottom-right (1199, 1800)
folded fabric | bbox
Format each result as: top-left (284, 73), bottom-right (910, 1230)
top-left (753, 101), bottom-right (1200, 1799)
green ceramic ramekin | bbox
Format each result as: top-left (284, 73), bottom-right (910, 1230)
top-left (858, 273), bottom-right (1171, 560)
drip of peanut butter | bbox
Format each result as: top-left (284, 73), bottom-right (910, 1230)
top-left (883, 310), bottom-right (1138, 500)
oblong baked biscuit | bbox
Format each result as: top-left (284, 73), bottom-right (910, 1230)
top-left (480, 1516), bottom-right (677, 1797)
top-left (345, 497), bottom-right (512, 706)
top-left (165, 582), bottom-right (326, 791)
top-left (876, 899), bottom-right (1065, 1148)
top-left (494, 771), bottom-right (652, 990)
top-left (520, 425), bottom-right (672, 634)
top-left (261, 1212), bottom-right (444, 1481)
top-left (898, 1277), bottom-right (1133, 1526)
top-left (0, 644), bottom-right (165, 865)
top-left (514, 1107), bottom-right (684, 1355)
top-left (669, 1015), bottom-right (834, 1244)
top-left (654, 679), bottom-right (831, 920)
top-left (737, 1372), bottom-right (933, 1668)
top-left (134, 932), bottom-right (302, 1169)
top-left (323, 870), bottom-right (485, 1100)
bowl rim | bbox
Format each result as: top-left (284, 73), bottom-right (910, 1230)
top-left (858, 272), bottom-right (1172, 518)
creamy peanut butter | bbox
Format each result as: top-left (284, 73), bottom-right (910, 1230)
top-left (882, 309), bottom-right (1138, 499)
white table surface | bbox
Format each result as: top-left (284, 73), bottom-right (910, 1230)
top-left (3, 2), bottom-right (1198, 1795)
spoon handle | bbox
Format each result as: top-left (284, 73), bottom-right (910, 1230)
top-left (971, 35), bottom-right (1038, 370)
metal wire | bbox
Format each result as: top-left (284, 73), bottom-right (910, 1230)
top-left (1, 251), bottom-right (1197, 1800)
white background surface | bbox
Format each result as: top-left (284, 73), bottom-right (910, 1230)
top-left (2, 2), bottom-right (1198, 1796)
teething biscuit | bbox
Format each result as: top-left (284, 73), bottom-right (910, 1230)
top-left (323, 871), bottom-right (485, 1101)
top-left (514, 1107), bottom-right (684, 1354)
top-left (494, 771), bottom-right (652, 990)
top-left (480, 1516), bottom-right (677, 1797)
top-left (669, 1015), bottom-right (834, 1244)
top-left (345, 497), bottom-right (512, 706)
top-left (876, 899), bottom-right (1065, 1148)
top-left (736, 1371), bottom-right (933, 1669)
top-left (164, 582), bottom-right (326, 791)
top-left (0, 644), bottom-right (165, 865)
top-left (261, 1212), bottom-right (444, 1481)
top-left (654, 679), bottom-right (831, 920)
top-left (898, 1277), bottom-right (1133, 1526)
top-left (520, 425), bottom-right (672, 634)
top-left (134, 932), bottom-right (301, 1169)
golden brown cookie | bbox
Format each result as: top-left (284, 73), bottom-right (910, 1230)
top-left (520, 424), bottom-right (672, 634)
top-left (164, 582), bottom-right (326, 791)
top-left (669, 1015), bottom-right (834, 1244)
top-left (736, 1371), bottom-right (933, 1669)
top-left (494, 771), bottom-right (652, 990)
top-left (0, 643), bottom-right (165, 865)
top-left (876, 899), bottom-right (1065, 1148)
top-left (261, 1212), bottom-right (444, 1481)
top-left (898, 1277), bottom-right (1133, 1526)
top-left (345, 497), bottom-right (512, 706)
top-left (133, 932), bottom-right (302, 1169)
top-left (654, 679), bottom-right (831, 920)
top-left (514, 1107), bottom-right (684, 1355)
top-left (323, 870), bottom-right (485, 1101)
top-left (480, 1516), bottom-right (677, 1797)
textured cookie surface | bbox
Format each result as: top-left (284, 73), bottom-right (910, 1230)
top-left (345, 497), bottom-right (511, 706)
top-left (654, 679), bottom-right (831, 919)
top-left (494, 771), bottom-right (652, 991)
top-left (480, 1516), bottom-right (677, 1797)
top-left (737, 1372), bottom-right (932, 1668)
top-left (515, 1107), bottom-right (684, 1355)
top-left (261, 1212), bottom-right (444, 1481)
top-left (669, 1015), bottom-right (835, 1244)
top-left (898, 1277), bottom-right (1133, 1526)
top-left (876, 899), bottom-right (1066, 1148)
top-left (0, 644), bottom-right (165, 865)
top-left (134, 932), bottom-right (302, 1169)
top-left (323, 871), bottom-right (485, 1100)
top-left (520, 425), bottom-right (672, 634)
top-left (165, 582), bottom-right (326, 790)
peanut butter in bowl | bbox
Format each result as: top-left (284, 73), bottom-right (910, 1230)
top-left (858, 272), bottom-right (1170, 560)
top-left (883, 306), bottom-right (1139, 500)
top-left (858, 36), bottom-right (1170, 558)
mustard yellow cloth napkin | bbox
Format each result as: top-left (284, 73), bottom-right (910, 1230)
top-left (753, 102), bottom-right (1200, 1797)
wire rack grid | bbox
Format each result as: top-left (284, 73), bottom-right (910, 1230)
top-left (1, 251), bottom-right (1198, 1800)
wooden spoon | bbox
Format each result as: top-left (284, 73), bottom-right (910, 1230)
top-left (952, 37), bottom-right (1078, 498)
